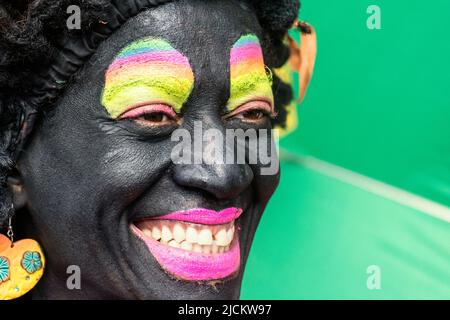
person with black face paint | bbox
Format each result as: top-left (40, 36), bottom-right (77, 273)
top-left (0, 0), bottom-right (316, 299)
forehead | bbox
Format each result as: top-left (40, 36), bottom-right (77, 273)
top-left (92, 0), bottom-right (266, 117)
top-left (99, 0), bottom-right (263, 74)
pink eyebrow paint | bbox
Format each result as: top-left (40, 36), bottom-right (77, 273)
top-left (101, 38), bottom-right (195, 118)
top-left (228, 34), bottom-right (274, 111)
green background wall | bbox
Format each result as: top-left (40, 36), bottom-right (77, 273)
top-left (242, 0), bottom-right (450, 299)
top-left (284, 0), bottom-right (450, 206)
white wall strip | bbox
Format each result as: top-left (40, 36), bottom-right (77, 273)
top-left (280, 149), bottom-right (450, 223)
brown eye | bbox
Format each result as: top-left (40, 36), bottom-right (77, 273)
top-left (119, 104), bottom-right (178, 127)
top-left (224, 100), bottom-right (274, 123)
top-left (239, 109), bottom-right (267, 121)
top-left (135, 112), bottom-right (177, 127)
top-left (141, 112), bottom-right (172, 123)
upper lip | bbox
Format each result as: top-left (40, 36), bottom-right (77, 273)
top-left (138, 207), bottom-right (243, 226)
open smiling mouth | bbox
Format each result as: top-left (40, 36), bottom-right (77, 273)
top-left (131, 208), bottom-right (243, 281)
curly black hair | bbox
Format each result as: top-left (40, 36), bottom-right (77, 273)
top-left (0, 0), bottom-right (300, 227)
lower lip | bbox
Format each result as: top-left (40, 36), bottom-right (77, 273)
top-left (132, 226), bottom-right (240, 281)
top-left (131, 208), bottom-right (242, 281)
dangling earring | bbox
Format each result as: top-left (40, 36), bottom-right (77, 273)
top-left (288, 20), bottom-right (317, 103)
top-left (0, 205), bottom-right (46, 300)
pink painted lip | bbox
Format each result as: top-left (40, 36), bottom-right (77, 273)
top-left (146, 207), bottom-right (243, 225)
top-left (131, 225), bottom-right (241, 281)
top-left (131, 207), bottom-right (243, 281)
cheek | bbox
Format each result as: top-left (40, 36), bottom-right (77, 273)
top-left (254, 168), bottom-right (280, 204)
top-left (253, 132), bottom-right (281, 202)
top-left (21, 115), bottom-right (174, 226)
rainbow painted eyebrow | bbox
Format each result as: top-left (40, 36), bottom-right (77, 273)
top-left (101, 38), bottom-right (195, 118)
top-left (228, 34), bottom-right (274, 112)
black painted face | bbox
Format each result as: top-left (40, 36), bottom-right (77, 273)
top-left (18, 0), bottom-right (280, 299)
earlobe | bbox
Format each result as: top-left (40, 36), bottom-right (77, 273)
top-left (288, 20), bottom-right (317, 103)
top-left (7, 175), bottom-right (27, 210)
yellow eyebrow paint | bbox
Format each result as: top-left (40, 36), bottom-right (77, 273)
top-left (228, 34), bottom-right (274, 111)
top-left (101, 38), bottom-right (195, 118)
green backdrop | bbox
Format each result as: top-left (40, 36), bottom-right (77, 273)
top-left (242, 0), bottom-right (450, 299)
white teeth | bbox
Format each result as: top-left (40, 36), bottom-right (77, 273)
top-left (215, 229), bottom-right (228, 246)
top-left (161, 226), bottom-right (173, 243)
top-left (180, 241), bottom-right (193, 251)
top-left (152, 227), bottom-right (161, 241)
top-left (227, 227), bottom-right (234, 244)
top-left (137, 220), bottom-right (236, 254)
top-left (173, 224), bottom-right (186, 243)
top-left (143, 229), bottom-right (153, 238)
top-left (203, 245), bottom-right (211, 254)
top-left (168, 240), bottom-right (180, 248)
top-left (198, 229), bottom-right (213, 245)
top-left (186, 227), bottom-right (198, 243)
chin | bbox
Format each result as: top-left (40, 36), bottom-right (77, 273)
top-left (118, 202), bottom-right (263, 300)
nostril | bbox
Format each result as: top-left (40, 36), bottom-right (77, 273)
top-left (173, 164), bottom-right (253, 200)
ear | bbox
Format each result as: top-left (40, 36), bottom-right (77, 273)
top-left (7, 170), bottom-right (27, 210)
top-left (288, 21), bottom-right (317, 103)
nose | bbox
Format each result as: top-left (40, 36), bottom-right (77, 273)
top-left (173, 163), bottom-right (254, 200)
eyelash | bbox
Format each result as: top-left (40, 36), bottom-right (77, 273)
top-left (119, 104), bottom-right (176, 119)
top-left (119, 104), bottom-right (178, 126)
top-left (224, 100), bottom-right (275, 122)
top-left (118, 100), bottom-right (275, 126)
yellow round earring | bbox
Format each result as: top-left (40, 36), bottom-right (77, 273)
top-left (0, 211), bottom-right (45, 300)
